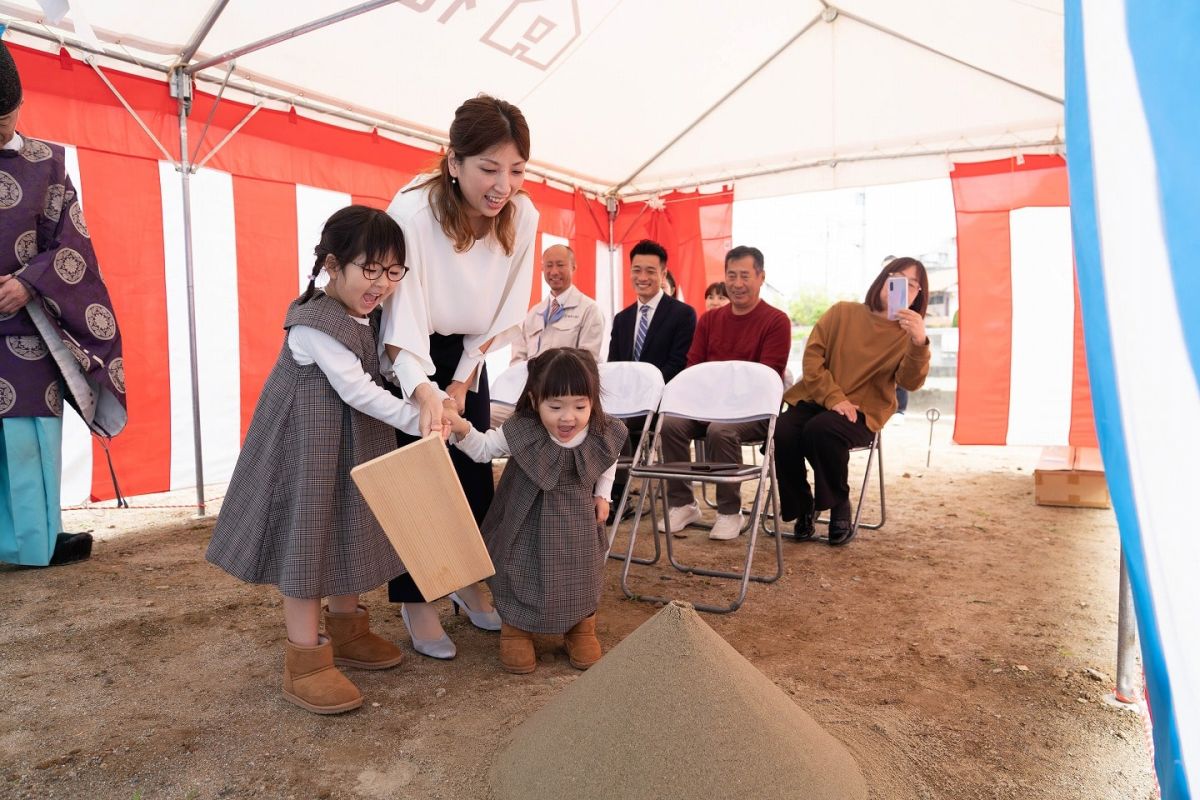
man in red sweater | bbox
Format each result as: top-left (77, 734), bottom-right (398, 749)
top-left (659, 246), bottom-right (792, 540)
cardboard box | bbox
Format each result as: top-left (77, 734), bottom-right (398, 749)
top-left (1033, 446), bottom-right (1111, 509)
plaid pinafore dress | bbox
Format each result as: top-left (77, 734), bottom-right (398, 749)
top-left (483, 412), bottom-right (626, 633)
top-left (206, 292), bottom-right (406, 598)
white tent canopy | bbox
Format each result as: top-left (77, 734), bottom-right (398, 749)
top-left (0, 0), bottom-right (1063, 198)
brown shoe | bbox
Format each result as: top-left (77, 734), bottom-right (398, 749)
top-left (499, 622), bottom-right (536, 674)
top-left (323, 604), bottom-right (404, 670)
top-left (282, 636), bottom-right (363, 714)
top-left (564, 614), bottom-right (602, 670)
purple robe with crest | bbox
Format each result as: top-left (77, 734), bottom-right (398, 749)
top-left (0, 134), bottom-right (126, 435)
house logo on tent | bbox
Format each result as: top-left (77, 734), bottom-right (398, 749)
top-left (481, 0), bottom-right (581, 71)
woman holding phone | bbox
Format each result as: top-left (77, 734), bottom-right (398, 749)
top-left (773, 256), bottom-right (930, 545)
top-left (380, 95), bottom-right (538, 657)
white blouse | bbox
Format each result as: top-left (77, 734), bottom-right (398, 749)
top-left (288, 317), bottom-right (422, 435)
top-left (380, 179), bottom-right (539, 395)
top-left (453, 426), bottom-right (617, 500)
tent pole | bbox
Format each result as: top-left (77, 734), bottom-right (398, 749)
top-left (606, 197), bottom-right (618, 317)
top-left (186, 0), bottom-right (399, 75)
top-left (1111, 549), bottom-right (1141, 706)
top-left (180, 0), bottom-right (232, 65)
top-left (171, 68), bottom-right (207, 517)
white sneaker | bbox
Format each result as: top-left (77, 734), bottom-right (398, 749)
top-left (658, 502), bottom-right (702, 533)
top-left (887, 412), bottom-right (906, 427)
top-left (708, 512), bottom-right (744, 541)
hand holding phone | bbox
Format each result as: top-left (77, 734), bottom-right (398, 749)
top-left (886, 276), bottom-right (908, 320)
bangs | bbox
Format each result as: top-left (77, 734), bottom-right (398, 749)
top-left (354, 210), bottom-right (406, 267)
top-left (532, 357), bottom-right (595, 402)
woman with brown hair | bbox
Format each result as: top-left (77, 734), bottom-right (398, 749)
top-left (772, 256), bottom-right (931, 546)
top-left (380, 95), bottom-right (539, 658)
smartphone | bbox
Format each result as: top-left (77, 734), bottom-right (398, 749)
top-left (886, 276), bottom-right (908, 320)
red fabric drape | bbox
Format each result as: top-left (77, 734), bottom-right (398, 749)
top-left (951, 155), bottom-right (1097, 447)
top-left (609, 189), bottom-right (733, 317)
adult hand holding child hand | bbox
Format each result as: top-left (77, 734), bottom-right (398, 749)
top-left (441, 397), bottom-right (470, 438)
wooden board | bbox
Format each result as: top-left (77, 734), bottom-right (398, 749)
top-left (351, 434), bottom-right (494, 599)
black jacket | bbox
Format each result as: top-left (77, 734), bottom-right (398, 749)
top-left (607, 294), bottom-right (697, 383)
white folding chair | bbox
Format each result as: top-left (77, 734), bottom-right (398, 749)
top-left (599, 362), bottom-right (667, 566)
top-left (489, 361), bottom-right (528, 408)
top-left (619, 361), bottom-right (784, 614)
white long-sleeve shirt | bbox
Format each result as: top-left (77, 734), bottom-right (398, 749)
top-left (453, 425), bottom-right (617, 501)
top-left (288, 319), bottom-right (422, 435)
top-left (380, 179), bottom-right (540, 394)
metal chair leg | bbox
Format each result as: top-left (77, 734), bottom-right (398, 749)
top-left (621, 439), bottom-right (785, 614)
top-left (817, 433), bottom-right (886, 534)
top-left (606, 477), bottom-right (662, 566)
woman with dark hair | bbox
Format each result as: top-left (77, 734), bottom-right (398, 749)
top-left (772, 256), bottom-right (930, 546)
top-left (380, 95), bottom-right (539, 658)
top-left (703, 281), bottom-right (730, 311)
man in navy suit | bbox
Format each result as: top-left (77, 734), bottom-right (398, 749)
top-left (606, 239), bottom-right (696, 522)
top-left (608, 239), bottom-right (696, 380)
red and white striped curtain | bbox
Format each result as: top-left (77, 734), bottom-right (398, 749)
top-left (951, 155), bottom-right (1097, 448)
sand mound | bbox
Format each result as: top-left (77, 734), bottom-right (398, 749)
top-left (491, 601), bottom-right (867, 800)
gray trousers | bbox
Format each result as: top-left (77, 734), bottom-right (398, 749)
top-left (659, 417), bottom-right (769, 514)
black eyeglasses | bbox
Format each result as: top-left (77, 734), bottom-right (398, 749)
top-left (350, 260), bottom-right (409, 282)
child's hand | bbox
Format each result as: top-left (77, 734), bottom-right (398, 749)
top-left (441, 399), bottom-right (471, 437)
top-left (594, 497), bottom-right (610, 525)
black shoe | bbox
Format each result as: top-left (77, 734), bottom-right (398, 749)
top-left (827, 517), bottom-right (854, 546)
top-left (48, 532), bottom-right (93, 566)
top-left (793, 511), bottom-right (815, 541)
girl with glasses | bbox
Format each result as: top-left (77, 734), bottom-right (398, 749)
top-left (207, 205), bottom-right (427, 714)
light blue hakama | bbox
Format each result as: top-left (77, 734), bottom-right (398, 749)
top-left (0, 417), bottom-right (63, 566)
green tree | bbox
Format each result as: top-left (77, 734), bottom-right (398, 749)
top-left (788, 292), bottom-right (833, 326)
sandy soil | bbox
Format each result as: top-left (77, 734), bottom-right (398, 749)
top-left (1, 415), bottom-right (1156, 799)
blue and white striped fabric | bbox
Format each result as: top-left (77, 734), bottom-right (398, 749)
top-left (1066, 2), bottom-right (1200, 797)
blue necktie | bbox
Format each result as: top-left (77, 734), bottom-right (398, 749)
top-left (633, 304), bottom-right (650, 361)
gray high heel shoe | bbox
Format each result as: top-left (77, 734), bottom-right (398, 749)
top-left (400, 604), bottom-right (456, 660)
top-left (449, 591), bottom-right (502, 631)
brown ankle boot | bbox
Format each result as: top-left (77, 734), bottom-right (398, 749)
top-left (499, 622), bottom-right (536, 674)
top-left (323, 604), bottom-right (404, 670)
top-left (564, 614), bottom-right (602, 670)
top-left (282, 636), bottom-right (362, 714)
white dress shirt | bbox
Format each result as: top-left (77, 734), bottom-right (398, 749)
top-left (380, 179), bottom-right (540, 395)
top-left (288, 316), bottom-right (422, 435)
top-left (636, 289), bottom-right (665, 329)
top-left (453, 425), bottom-right (617, 500)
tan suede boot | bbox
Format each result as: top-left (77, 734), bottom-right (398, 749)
top-left (282, 636), bottom-right (362, 714)
top-left (323, 604), bottom-right (404, 670)
top-left (564, 614), bottom-right (602, 670)
top-left (499, 622), bottom-right (536, 674)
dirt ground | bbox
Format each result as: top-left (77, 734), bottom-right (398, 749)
top-left (1, 414), bottom-right (1156, 800)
